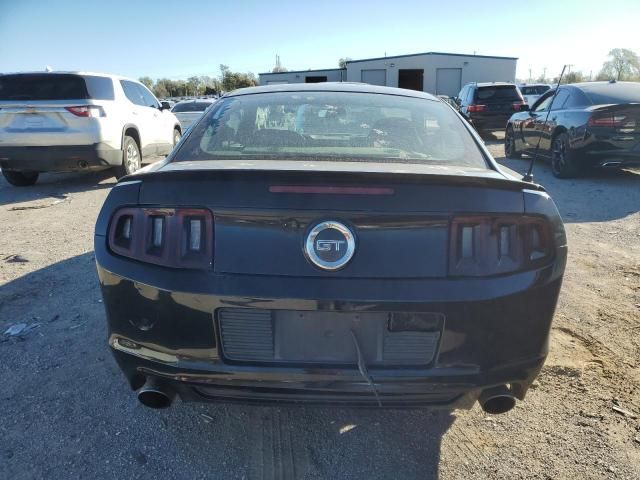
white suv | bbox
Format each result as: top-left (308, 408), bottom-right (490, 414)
top-left (0, 72), bottom-right (182, 186)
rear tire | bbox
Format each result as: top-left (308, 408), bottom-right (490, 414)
top-left (504, 126), bottom-right (521, 159)
top-left (2, 170), bottom-right (39, 187)
top-left (114, 136), bottom-right (141, 179)
top-left (551, 132), bottom-right (579, 178)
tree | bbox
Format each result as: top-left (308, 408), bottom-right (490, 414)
top-left (563, 71), bottom-right (584, 84)
top-left (220, 64), bottom-right (258, 91)
top-left (598, 48), bottom-right (640, 81)
top-left (338, 57), bottom-right (352, 69)
top-left (139, 76), bottom-right (154, 90)
top-left (187, 76), bottom-right (202, 96)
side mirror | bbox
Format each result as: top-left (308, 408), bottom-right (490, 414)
top-left (160, 101), bottom-right (172, 111)
top-left (520, 104), bottom-right (530, 112)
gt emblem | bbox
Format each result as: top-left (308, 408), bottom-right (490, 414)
top-left (316, 239), bottom-right (346, 252)
top-left (305, 221), bottom-right (356, 271)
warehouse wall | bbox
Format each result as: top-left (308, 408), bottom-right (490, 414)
top-left (345, 54), bottom-right (517, 95)
top-left (259, 69), bottom-right (345, 85)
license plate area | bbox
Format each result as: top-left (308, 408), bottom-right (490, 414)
top-left (217, 308), bottom-right (443, 367)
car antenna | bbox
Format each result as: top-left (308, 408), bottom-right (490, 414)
top-left (522, 64), bottom-right (568, 183)
top-left (350, 330), bottom-right (382, 407)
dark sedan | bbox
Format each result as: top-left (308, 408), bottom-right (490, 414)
top-left (505, 81), bottom-right (640, 178)
top-left (95, 83), bottom-right (567, 414)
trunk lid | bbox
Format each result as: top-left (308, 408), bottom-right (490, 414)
top-left (135, 164), bottom-right (527, 279)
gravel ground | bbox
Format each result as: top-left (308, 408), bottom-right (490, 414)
top-left (1, 138), bottom-right (639, 480)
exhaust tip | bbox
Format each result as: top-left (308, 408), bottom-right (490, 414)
top-left (479, 386), bottom-right (516, 414)
top-left (137, 378), bottom-right (175, 409)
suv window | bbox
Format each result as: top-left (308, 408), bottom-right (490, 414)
top-left (120, 80), bottom-right (145, 106)
top-left (0, 74), bottom-right (114, 101)
top-left (173, 91), bottom-right (488, 169)
top-left (137, 84), bottom-right (159, 108)
top-left (474, 85), bottom-right (520, 103)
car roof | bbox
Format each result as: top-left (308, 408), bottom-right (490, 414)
top-left (225, 82), bottom-right (439, 101)
top-left (0, 70), bottom-right (134, 81)
top-left (570, 80), bottom-right (640, 93)
top-left (518, 83), bottom-right (551, 87)
top-left (174, 98), bottom-right (215, 104)
top-left (470, 82), bottom-right (517, 88)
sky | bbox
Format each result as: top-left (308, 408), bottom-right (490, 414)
top-left (1, 0), bottom-right (639, 82)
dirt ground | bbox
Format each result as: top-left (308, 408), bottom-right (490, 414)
top-left (1, 138), bottom-right (639, 480)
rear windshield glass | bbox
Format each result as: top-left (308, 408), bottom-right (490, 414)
top-left (0, 74), bottom-right (114, 101)
top-left (172, 101), bottom-right (213, 113)
top-left (519, 85), bottom-right (550, 95)
top-left (474, 86), bottom-right (521, 102)
top-left (580, 83), bottom-right (640, 105)
top-left (172, 91), bottom-right (487, 168)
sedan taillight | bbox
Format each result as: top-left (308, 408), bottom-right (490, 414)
top-left (449, 215), bottom-right (553, 277)
top-left (108, 207), bottom-right (213, 269)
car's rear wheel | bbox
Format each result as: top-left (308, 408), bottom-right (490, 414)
top-left (173, 128), bottom-right (181, 146)
top-left (2, 170), bottom-right (39, 187)
top-left (114, 136), bottom-right (141, 179)
top-left (504, 126), bottom-right (521, 159)
top-left (551, 132), bottom-right (579, 178)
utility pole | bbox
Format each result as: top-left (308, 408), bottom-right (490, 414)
top-left (528, 67), bottom-right (532, 82)
top-left (543, 67), bottom-right (547, 81)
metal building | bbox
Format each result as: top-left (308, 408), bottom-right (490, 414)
top-left (259, 68), bottom-right (345, 85)
top-left (258, 51), bottom-right (517, 97)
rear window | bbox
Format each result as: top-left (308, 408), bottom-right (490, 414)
top-left (0, 74), bottom-right (114, 101)
top-left (172, 91), bottom-right (487, 169)
top-left (172, 101), bottom-right (213, 113)
top-left (474, 85), bottom-right (521, 102)
top-left (580, 83), bottom-right (640, 105)
top-left (519, 85), bottom-right (550, 95)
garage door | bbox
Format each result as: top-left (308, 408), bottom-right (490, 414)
top-left (361, 69), bottom-right (386, 86)
top-left (436, 68), bottom-right (462, 97)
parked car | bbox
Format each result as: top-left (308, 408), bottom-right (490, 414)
top-left (505, 81), bottom-right (640, 178)
top-left (95, 83), bottom-right (566, 414)
top-left (455, 82), bottom-right (527, 135)
top-left (171, 99), bottom-right (216, 131)
top-left (518, 83), bottom-right (551, 106)
top-left (0, 71), bottom-right (182, 186)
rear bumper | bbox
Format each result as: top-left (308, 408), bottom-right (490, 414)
top-left (468, 115), bottom-right (511, 131)
top-left (0, 144), bottom-right (122, 172)
top-left (96, 235), bottom-right (565, 407)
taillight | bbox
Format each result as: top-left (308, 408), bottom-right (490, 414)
top-left (108, 207), bottom-right (213, 269)
top-left (587, 114), bottom-right (627, 128)
top-left (467, 104), bottom-right (486, 113)
top-left (65, 105), bottom-right (105, 117)
top-left (449, 215), bottom-right (553, 277)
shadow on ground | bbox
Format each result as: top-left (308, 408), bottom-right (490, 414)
top-left (0, 169), bottom-right (116, 206)
top-left (1, 253), bottom-right (454, 479)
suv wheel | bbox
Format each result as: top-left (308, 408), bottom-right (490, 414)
top-left (551, 133), bottom-right (579, 178)
top-left (504, 127), bottom-right (521, 159)
top-left (173, 128), bottom-right (181, 146)
top-left (114, 136), bottom-right (141, 179)
top-left (2, 170), bottom-right (39, 187)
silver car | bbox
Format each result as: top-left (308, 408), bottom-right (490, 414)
top-left (171, 99), bottom-right (216, 132)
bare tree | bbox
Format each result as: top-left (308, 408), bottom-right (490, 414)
top-left (338, 57), bottom-right (352, 69)
top-left (598, 48), bottom-right (640, 80)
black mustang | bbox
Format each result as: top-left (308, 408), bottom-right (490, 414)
top-left (505, 81), bottom-right (640, 178)
top-left (95, 83), bottom-right (567, 414)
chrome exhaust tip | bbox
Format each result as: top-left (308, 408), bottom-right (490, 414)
top-left (137, 378), bottom-right (175, 409)
top-left (478, 385), bottom-right (516, 414)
